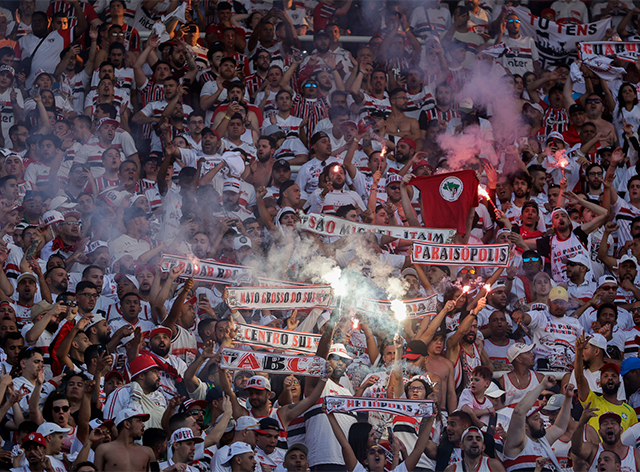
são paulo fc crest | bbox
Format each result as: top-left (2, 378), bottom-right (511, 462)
top-left (440, 176), bottom-right (463, 202)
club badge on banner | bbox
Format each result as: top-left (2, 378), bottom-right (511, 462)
top-left (160, 254), bottom-right (252, 284)
top-left (578, 41), bottom-right (639, 63)
top-left (411, 242), bottom-right (511, 267)
top-left (297, 213), bottom-right (456, 243)
top-left (220, 348), bottom-right (326, 377)
top-left (324, 396), bottom-right (435, 417)
top-left (508, 7), bottom-right (611, 67)
top-left (226, 286), bottom-right (333, 309)
top-left (233, 322), bottom-right (320, 354)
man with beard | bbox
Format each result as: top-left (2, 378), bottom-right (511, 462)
top-left (245, 136), bottom-right (277, 187)
top-left (141, 326), bottom-right (188, 402)
top-left (134, 264), bottom-right (155, 306)
top-left (264, 90), bottom-right (304, 137)
top-left (246, 50), bottom-right (271, 99)
top-left (444, 426), bottom-right (506, 472)
top-left (575, 334), bottom-right (638, 432)
top-left (23, 301), bottom-right (67, 355)
top-left (265, 159), bottom-right (292, 199)
top-left (109, 207), bottom-right (152, 261)
top-left (446, 298), bottom-right (491, 392)
top-left (502, 171), bottom-right (534, 228)
top-left (191, 233), bottom-right (211, 260)
top-left (308, 163), bottom-right (365, 215)
top-left (134, 77), bottom-right (193, 133)
top-left (96, 408), bottom-right (157, 472)
top-left (24, 134), bottom-right (65, 193)
top-left (504, 377), bottom-right (574, 470)
top-left (419, 83), bottom-right (460, 129)
top-left (386, 88), bottom-right (422, 147)
top-left (351, 69), bottom-right (391, 118)
top-left (563, 252), bottom-right (595, 304)
top-left (219, 369), bottom-right (331, 453)
top-left (475, 280), bottom-right (512, 333)
top-left (585, 163), bottom-right (605, 200)
top-left (103, 353), bottom-right (167, 425)
top-left (573, 276), bottom-right (634, 335)
top-left (73, 118), bottom-right (122, 178)
top-left (44, 267), bottom-right (68, 299)
top-left (160, 427), bottom-right (204, 472)
top-left (513, 287), bottom-right (581, 371)
top-left (387, 137), bottom-right (416, 173)
top-left (215, 178), bottom-right (254, 222)
top-left (572, 409), bottom-right (640, 471)
top-left (525, 200), bottom-right (606, 284)
top-left (433, 410), bottom-right (474, 469)
top-left (295, 132), bottom-right (339, 195)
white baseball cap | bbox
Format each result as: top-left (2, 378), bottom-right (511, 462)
top-left (588, 333), bottom-right (608, 351)
top-left (170, 427), bottom-right (204, 445)
top-left (617, 254), bottom-right (638, 268)
top-left (328, 343), bottom-right (352, 360)
top-left (507, 342), bottom-right (535, 363)
top-left (234, 416), bottom-right (260, 431)
top-left (223, 442), bottom-right (254, 465)
top-left (114, 408), bottom-right (150, 426)
top-left (245, 376), bottom-right (271, 391)
top-left (485, 382), bottom-right (506, 398)
top-left (564, 253), bottom-right (590, 269)
top-left (36, 422), bottom-right (71, 437)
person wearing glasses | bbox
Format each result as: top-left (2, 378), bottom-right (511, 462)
top-left (495, 13), bottom-right (541, 77)
top-left (39, 211), bottom-right (83, 265)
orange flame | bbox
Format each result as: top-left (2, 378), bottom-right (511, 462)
top-left (462, 286), bottom-right (470, 293)
top-left (483, 284), bottom-right (491, 292)
top-left (478, 186), bottom-right (490, 199)
top-left (353, 318), bottom-right (359, 330)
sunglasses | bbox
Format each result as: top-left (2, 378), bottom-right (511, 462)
top-left (368, 448), bottom-right (385, 455)
top-left (53, 405), bottom-right (70, 413)
top-left (303, 83), bottom-right (318, 88)
top-left (538, 394), bottom-right (553, 401)
top-left (460, 269), bottom-right (476, 275)
top-left (507, 19), bottom-right (520, 23)
top-left (387, 185), bottom-right (400, 190)
top-left (328, 354), bottom-right (348, 363)
top-left (586, 98), bottom-right (602, 104)
top-left (188, 409), bottom-right (204, 416)
top-left (523, 256), bottom-right (541, 262)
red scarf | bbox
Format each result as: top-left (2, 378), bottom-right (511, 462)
top-left (51, 237), bottom-right (77, 253)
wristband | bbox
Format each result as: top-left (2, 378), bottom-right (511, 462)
top-left (224, 115), bottom-right (231, 120)
top-left (405, 27), bottom-right (410, 32)
top-left (507, 276), bottom-right (514, 280)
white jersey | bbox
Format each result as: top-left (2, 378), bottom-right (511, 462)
top-left (170, 325), bottom-right (197, 365)
top-left (504, 436), bottom-right (562, 472)
top-left (452, 456), bottom-right (494, 472)
top-left (527, 309), bottom-right (581, 371)
top-left (548, 231), bottom-right (590, 284)
top-left (501, 370), bottom-right (541, 408)
top-left (305, 379), bottom-right (357, 467)
top-left (588, 443), bottom-right (637, 472)
top-left (551, 438), bottom-right (572, 472)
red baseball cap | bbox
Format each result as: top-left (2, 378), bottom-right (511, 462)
top-left (129, 355), bottom-right (158, 378)
top-left (600, 362), bottom-right (620, 375)
top-left (398, 137), bottom-right (416, 150)
top-left (22, 433), bottom-right (46, 448)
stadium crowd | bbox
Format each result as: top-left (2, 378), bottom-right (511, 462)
top-left (3, 0), bottom-right (640, 471)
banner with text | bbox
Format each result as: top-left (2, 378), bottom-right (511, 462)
top-left (233, 322), bottom-right (320, 354)
top-left (578, 41), bottom-right (639, 63)
top-left (297, 213), bottom-right (456, 243)
top-left (160, 255), bottom-right (251, 284)
top-left (354, 295), bottom-right (439, 319)
top-left (220, 348), bottom-right (326, 377)
top-left (509, 7), bottom-right (611, 67)
top-left (411, 242), bottom-right (511, 267)
top-left (324, 396), bottom-right (435, 417)
top-left (226, 286), bottom-right (333, 310)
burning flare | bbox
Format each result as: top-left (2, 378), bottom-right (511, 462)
top-left (390, 299), bottom-right (406, 321)
top-left (324, 267), bottom-right (347, 297)
top-left (478, 186), bottom-right (498, 212)
top-left (455, 286), bottom-right (471, 303)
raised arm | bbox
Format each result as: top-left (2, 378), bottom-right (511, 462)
top-left (279, 365), bottom-right (332, 427)
top-left (161, 277), bottom-right (193, 337)
top-left (544, 382), bottom-right (575, 445)
top-left (504, 375), bottom-right (556, 458)
top-left (327, 412), bottom-right (359, 472)
top-left (570, 403), bottom-right (600, 464)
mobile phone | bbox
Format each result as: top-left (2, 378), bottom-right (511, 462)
top-left (231, 96), bottom-right (239, 103)
top-left (61, 366), bottom-right (70, 376)
top-left (387, 427), bottom-right (394, 442)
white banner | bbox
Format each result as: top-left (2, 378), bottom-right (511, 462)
top-left (324, 396), bottom-right (435, 417)
top-left (354, 295), bottom-right (439, 319)
top-left (509, 7), bottom-right (611, 67)
top-left (297, 213), bottom-right (456, 243)
top-left (160, 254), bottom-right (251, 284)
top-left (578, 41), bottom-right (639, 63)
top-left (220, 348), bottom-right (326, 377)
top-left (411, 242), bottom-right (511, 267)
top-left (226, 286), bottom-right (333, 309)
top-left (233, 322), bottom-right (320, 354)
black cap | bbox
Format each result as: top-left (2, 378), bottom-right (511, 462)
top-left (206, 386), bottom-right (224, 403)
top-left (220, 56), bottom-right (236, 67)
top-left (273, 159), bottom-right (291, 171)
top-left (569, 104), bottom-right (585, 115)
top-left (432, 265), bottom-right (451, 276)
top-left (314, 29), bottom-right (330, 39)
top-left (123, 206), bottom-right (151, 223)
top-left (310, 131), bottom-right (329, 146)
top-left (403, 340), bottom-right (428, 360)
top-left (257, 417), bottom-right (281, 433)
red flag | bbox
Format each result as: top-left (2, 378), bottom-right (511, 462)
top-left (409, 170), bottom-right (479, 235)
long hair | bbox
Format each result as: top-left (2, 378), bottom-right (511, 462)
top-left (348, 421), bottom-right (373, 465)
top-left (617, 82), bottom-right (638, 117)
